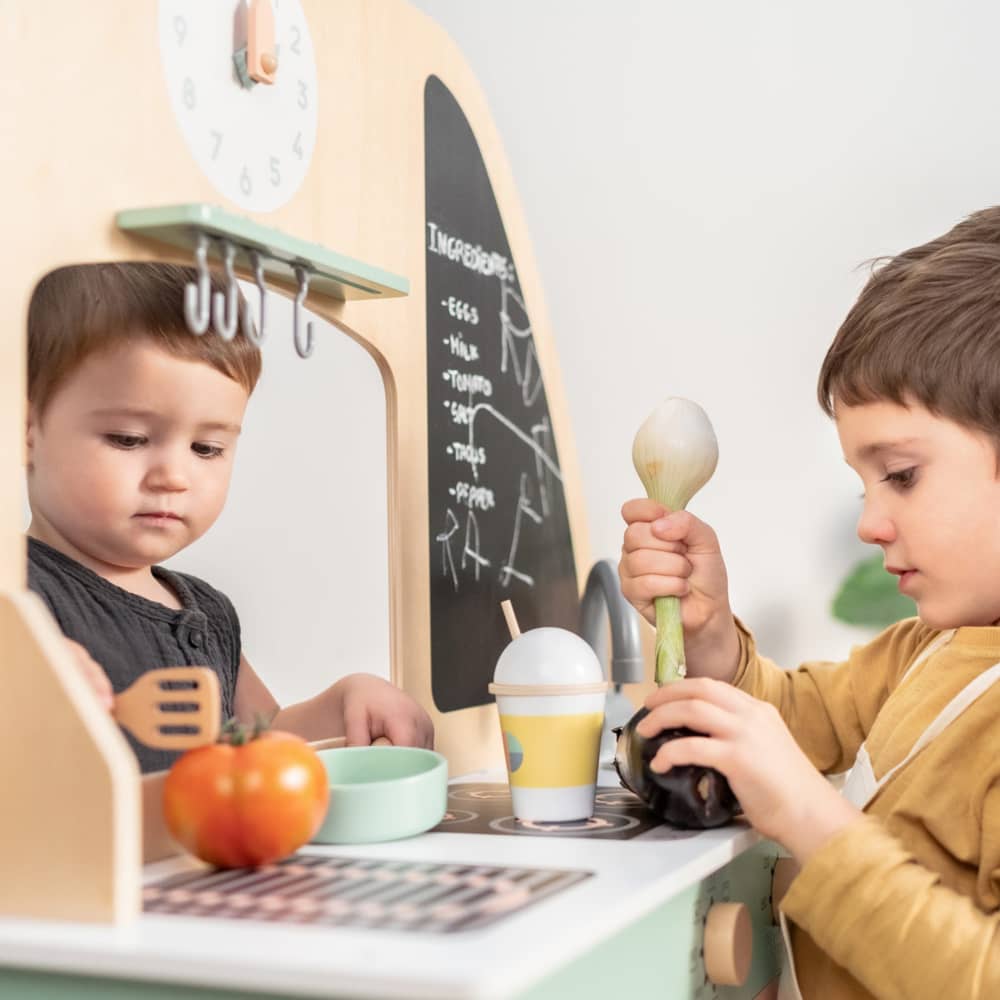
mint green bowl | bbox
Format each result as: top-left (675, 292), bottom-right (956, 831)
top-left (311, 746), bottom-right (449, 845)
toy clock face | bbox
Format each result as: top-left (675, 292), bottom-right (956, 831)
top-left (158, 0), bottom-right (318, 212)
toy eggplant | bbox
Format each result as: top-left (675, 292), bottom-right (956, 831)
top-left (612, 708), bottom-right (738, 828)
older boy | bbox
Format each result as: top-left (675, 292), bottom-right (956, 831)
top-left (619, 208), bottom-right (1000, 999)
top-left (27, 263), bottom-right (432, 772)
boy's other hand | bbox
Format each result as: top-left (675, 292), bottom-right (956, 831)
top-left (619, 498), bottom-right (740, 681)
top-left (338, 674), bottom-right (434, 749)
top-left (65, 638), bottom-right (114, 711)
top-left (638, 678), bottom-right (862, 863)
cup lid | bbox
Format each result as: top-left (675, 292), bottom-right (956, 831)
top-left (493, 627), bottom-right (605, 686)
top-left (488, 680), bottom-right (609, 696)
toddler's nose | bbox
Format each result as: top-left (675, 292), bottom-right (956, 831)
top-left (144, 452), bottom-right (190, 492)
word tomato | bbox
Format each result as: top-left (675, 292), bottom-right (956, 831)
top-left (163, 728), bottom-right (329, 868)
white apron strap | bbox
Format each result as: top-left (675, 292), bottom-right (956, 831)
top-left (876, 658), bottom-right (1000, 791)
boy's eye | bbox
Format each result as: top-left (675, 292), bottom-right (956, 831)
top-left (881, 467), bottom-right (917, 489)
top-left (192, 442), bottom-right (224, 459)
top-left (105, 433), bottom-right (146, 449)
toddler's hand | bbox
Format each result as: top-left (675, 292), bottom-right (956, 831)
top-left (638, 678), bottom-right (862, 862)
top-left (65, 639), bottom-right (114, 711)
top-left (338, 674), bottom-right (434, 749)
top-left (619, 498), bottom-right (740, 680)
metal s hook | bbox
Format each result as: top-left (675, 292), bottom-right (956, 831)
top-left (212, 241), bottom-right (240, 341)
top-left (292, 264), bottom-right (315, 358)
top-left (183, 234), bottom-right (211, 335)
top-left (241, 250), bottom-right (267, 345)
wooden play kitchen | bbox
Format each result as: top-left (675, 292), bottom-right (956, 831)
top-left (0, 1), bottom-right (783, 996)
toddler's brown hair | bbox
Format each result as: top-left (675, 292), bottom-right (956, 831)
top-left (28, 262), bottom-right (262, 418)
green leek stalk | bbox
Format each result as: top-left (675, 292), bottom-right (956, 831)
top-left (631, 398), bottom-right (719, 685)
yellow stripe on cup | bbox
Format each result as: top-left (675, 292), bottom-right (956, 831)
top-left (499, 712), bottom-right (604, 788)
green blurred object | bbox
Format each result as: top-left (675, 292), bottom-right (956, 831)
top-left (832, 553), bottom-right (917, 627)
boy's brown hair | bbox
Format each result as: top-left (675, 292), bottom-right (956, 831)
top-left (28, 262), bottom-right (262, 418)
top-left (817, 207), bottom-right (1000, 440)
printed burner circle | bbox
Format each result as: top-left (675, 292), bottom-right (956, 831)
top-left (489, 812), bottom-right (640, 836)
top-left (436, 809), bottom-right (479, 827)
top-left (595, 789), bottom-right (646, 810)
top-left (450, 787), bottom-right (514, 803)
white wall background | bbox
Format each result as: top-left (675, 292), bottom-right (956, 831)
top-left (407, 0), bottom-right (1000, 670)
top-left (170, 288), bottom-right (391, 706)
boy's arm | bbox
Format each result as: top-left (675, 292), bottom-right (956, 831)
top-left (780, 793), bottom-right (1000, 1000)
top-left (732, 616), bottom-right (932, 774)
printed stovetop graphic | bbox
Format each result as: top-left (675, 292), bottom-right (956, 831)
top-left (424, 75), bottom-right (580, 714)
top-left (431, 783), bottom-right (700, 841)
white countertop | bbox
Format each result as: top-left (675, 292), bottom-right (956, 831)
top-left (0, 766), bottom-right (760, 999)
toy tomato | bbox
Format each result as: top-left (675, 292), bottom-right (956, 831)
top-left (163, 727), bottom-right (329, 868)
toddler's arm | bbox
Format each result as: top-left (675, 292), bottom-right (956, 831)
top-left (233, 655), bottom-right (434, 748)
top-left (65, 639), bottom-right (113, 711)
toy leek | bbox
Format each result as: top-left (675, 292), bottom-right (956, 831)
top-left (613, 397), bottom-right (737, 828)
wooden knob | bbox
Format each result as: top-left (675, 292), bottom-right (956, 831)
top-left (771, 857), bottom-right (799, 924)
top-left (261, 52), bottom-right (278, 74)
top-left (703, 901), bottom-right (752, 986)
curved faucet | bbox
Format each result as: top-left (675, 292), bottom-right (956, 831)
top-left (579, 559), bottom-right (646, 762)
top-left (579, 558), bottom-right (644, 684)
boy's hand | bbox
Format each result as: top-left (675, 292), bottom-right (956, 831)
top-left (65, 639), bottom-right (114, 711)
top-left (638, 678), bottom-right (862, 863)
top-left (619, 498), bottom-right (740, 681)
top-left (337, 674), bottom-right (434, 749)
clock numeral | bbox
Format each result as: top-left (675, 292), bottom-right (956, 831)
top-left (297, 80), bottom-right (308, 110)
top-left (210, 131), bottom-right (223, 160)
top-left (269, 157), bottom-right (282, 187)
top-left (290, 25), bottom-right (302, 55)
top-left (293, 132), bottom-right (304, 160)
top-left (182, 77), bottom-right (196, 111)
top-left (173, 16), bottom-right (187, 45)
top-left (240, 166), bottom-right (253, 196)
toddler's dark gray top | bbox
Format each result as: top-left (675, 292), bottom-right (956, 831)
top-left (27, 537), bottom-right (239, 773)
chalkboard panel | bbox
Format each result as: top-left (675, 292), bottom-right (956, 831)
top-left (424, 75), bottom-right (579, 714)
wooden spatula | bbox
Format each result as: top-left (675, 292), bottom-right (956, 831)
top-left (308, 735), bottom-right (392, 751)
top-left (113, 667), bottom-right (221, 750)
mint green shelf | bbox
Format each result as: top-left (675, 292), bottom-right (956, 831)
top-left (115, 204), bottom-right (409, 301)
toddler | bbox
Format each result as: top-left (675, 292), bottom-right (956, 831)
top-left (27, 262), bottom-right (432, 772)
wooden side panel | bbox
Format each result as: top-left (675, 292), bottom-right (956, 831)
top-left (0, 592), bottom-right (140, 922)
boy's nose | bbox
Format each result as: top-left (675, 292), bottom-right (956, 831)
top-left (856, 504), bottom-right (895, 546)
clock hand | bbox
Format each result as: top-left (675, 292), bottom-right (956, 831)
top-left (248, 0), bottom-right (278, 85)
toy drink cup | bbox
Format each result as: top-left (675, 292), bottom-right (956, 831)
top-left (488, 627), bottom-right (608, 821)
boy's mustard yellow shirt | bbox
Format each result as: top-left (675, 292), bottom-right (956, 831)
top-left (732, 618), bottom-right (1000, 1000)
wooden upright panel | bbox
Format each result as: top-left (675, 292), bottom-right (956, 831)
top-left (0, 0), bottom-right (590, 918)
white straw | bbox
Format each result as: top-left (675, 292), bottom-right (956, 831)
top-left (500, 600), bottom-right (521, 640)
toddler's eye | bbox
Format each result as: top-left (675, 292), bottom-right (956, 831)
top-left (105, 433), bottom-right (146, 449)
top-left (882, 467), bottom-right (916, 489)
top-left (192, 442), bottom-right (224, 458)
